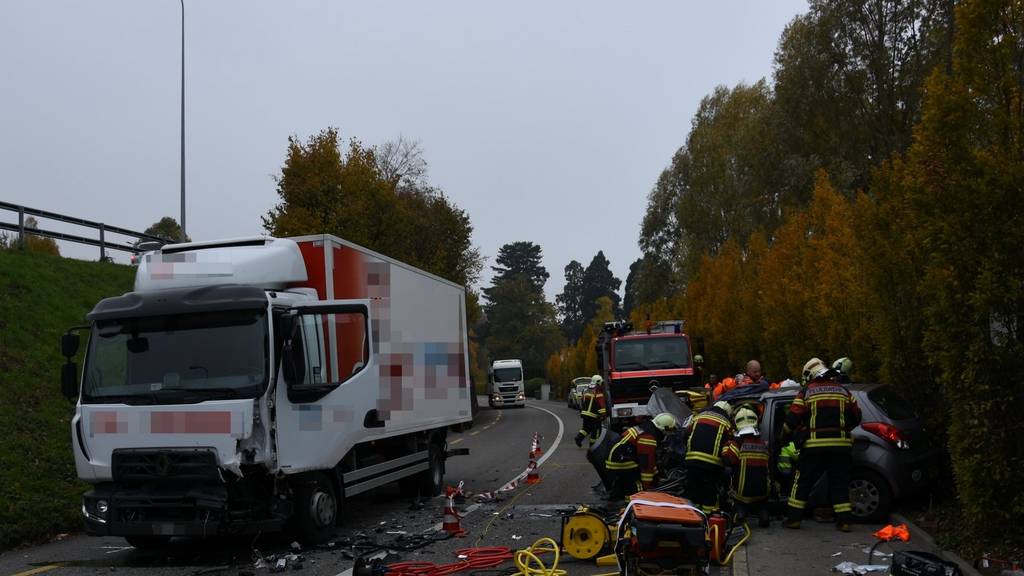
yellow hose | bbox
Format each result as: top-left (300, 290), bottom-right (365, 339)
top-left (720, 520), bottom-right (751, 566)
top-left (512, 537), bottom-right (567, 576)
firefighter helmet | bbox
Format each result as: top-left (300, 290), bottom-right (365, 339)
top-left (713, 400), bottom-right (733, 416)
top-left (652, 412), bottom-right (677, 433)
top-left (801, 358), bottom-right (829, 383)
top-left (590, 374), bottom-right (603, 388)
top-left (832, 357), bottom-right (852, 375)
top-left (734, 406), bottom-right (759, 430)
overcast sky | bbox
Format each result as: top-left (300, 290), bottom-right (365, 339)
top-left (1, 0), bottom-right (807, 299)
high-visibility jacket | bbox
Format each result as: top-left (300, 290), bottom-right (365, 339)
top-left (723, 435), bottom-right (770, 503)
top-left (784, 379), bottom-right (861, 449)
top-left (777, 441), bottom-right (798, 475)
top-left (684, 405), bottom-right (733, 468)
top-left (712, 377), bottom-right (736, 400)
top-left (605, 421), bottom-right (660, 488)
top-left (580, 388), bottom-right (607, 419)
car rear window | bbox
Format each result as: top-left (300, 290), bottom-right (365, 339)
top-left (867, 386), bottom-right (916, 420)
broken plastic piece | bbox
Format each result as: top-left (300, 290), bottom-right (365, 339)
top-left (833, 561), bottom-right (890, 575)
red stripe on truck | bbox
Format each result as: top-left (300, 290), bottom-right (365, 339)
top-left (610, 368), bottom-right (694, 379)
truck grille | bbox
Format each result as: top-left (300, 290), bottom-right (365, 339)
top-left (112, 448), bottom-right (220, 482)
top-left (611, 374), bottom-right (699, 404)
top-left (499, 385), bottom-right (519, 393)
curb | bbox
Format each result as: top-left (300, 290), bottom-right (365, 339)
top-left (731, 540), bottom-right (749, 576)
top-left (891, 513), bottom-right (980, 576)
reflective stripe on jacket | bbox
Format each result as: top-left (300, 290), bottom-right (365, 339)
top-left (685, 405), bottom-right (733, 467)
top-left (784, 380), bottom-right (861, 449)
top-left (605, 422), bottom-right (660, 488)
top-left (723, 435), bottom-right (771, 502)
top-left (580, 389), bottom-right (607, 419)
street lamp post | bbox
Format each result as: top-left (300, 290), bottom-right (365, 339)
top-left (180, 0), bottom-right (186, 242)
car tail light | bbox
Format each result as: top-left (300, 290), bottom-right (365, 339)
top-left (862, 422), bottom-right (911, 450)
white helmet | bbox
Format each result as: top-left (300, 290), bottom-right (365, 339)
top-left (802, 358), bottom-right (829, 383)
top-left (713, 400), bottom-right (733, 417)
top-left (652, 412), bottom-right (677, 433)
top-left (590, 374), bottom-right (603, 387)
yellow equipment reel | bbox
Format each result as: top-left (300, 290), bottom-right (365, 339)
top-left (561, 511), bottom-right (611, 560)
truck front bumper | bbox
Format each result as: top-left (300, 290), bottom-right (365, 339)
top-left (489, 394), bottom-right (525, 407)
top-left (82, 484), bottom-right (284, 537)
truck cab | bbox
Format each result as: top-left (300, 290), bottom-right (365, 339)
top-left (488, 359), bottom-right (525, 408)
top-left (596, 321), bottom-right (702, 430)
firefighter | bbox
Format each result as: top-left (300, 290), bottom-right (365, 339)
top-left (832, 357), bottom-right (853, 383)
top-left (683, 400), bottom-right (734, 513)
top-left (604, 412), bottom-right (677, 499)
top-left (723, 407), bottom-right (771, 527)
top-left (574, 374), bottom-right (607, 447)
top-left (783, 358), bottom-right (862, 531)
top-left (775, 441), bottom-right (799, 500)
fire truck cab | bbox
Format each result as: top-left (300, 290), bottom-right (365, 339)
top-left (596, 320), bottom-right (703, 430)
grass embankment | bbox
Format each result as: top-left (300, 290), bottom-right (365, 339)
top-left (0, 250), bottom-right (134, 549)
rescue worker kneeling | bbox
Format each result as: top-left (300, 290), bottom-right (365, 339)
top-left (683, 400), bottom-right (734, 513)
top-left (722, 407), bottom-right (771, 527)
top-left (604, 413), bottom-right (677, 499)
top-left (574, 374), bottom-right (607, 447)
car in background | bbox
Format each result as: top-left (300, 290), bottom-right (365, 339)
top-left (567, 377), bottom-right (592, 409)
top-left (756, 382), bottom-right (939, 522)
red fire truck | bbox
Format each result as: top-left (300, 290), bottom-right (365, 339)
top-left (595, 320), bottom-right (704, 430)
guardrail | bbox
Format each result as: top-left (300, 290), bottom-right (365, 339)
top-left (0, 200), bottom-right (173, 260)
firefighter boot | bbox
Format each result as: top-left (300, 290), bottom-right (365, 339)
top-left (574, 432), bottom-right (585, 447)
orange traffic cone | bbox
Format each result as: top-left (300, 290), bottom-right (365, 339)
top-left (525, 458), bottom-right (541, 484)
top-left (530, 433), bottom-right (543, 458)
top-left (442, 486), bottom-right (465, 536)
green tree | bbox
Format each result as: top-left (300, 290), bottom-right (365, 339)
top-left (482, 275), bottom-right (563, 380)
top-left (263, 127), bottom-right (482, 287)
top-left (622, 258), bottom-right (643, 319)
top-left (485, 241), bottom-right (549, 296)
top-left (581, 251), bottom-right (622, 322)
top-left (142, 216), bottom-right (188, 243)
top-left (555, 260), bottom-right (587, 342)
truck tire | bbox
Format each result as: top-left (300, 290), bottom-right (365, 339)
top-left (849, 469), bottom-right (892, 523)
top-left (291, 472), bottom-right (338, 544)
top-left (419, 442), bottom-right (445, 497)
top-left (124, 535), bottom-right (171, 549)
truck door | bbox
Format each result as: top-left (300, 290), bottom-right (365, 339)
top-left (276, 300), bottom-right (375, 473)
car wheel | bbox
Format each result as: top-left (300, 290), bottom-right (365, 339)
top-left (291, 472), bottom-right (339, 544)
top-left (849, 470), bottom-right (892, 523)
top-left (124, 535), bottom-right (171, 549)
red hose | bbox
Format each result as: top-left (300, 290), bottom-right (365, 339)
top-left (387, 546), bottom-right (513, 576)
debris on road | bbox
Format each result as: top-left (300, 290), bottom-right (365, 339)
top-left (833, 561), bottom-right (891, 575)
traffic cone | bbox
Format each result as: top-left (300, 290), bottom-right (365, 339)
top-left (442, 486), bottom-right (465, 536)
top-left (525, 458), bottom-right (541, 484)
top-left (530, 432), bottom-right (543, 458)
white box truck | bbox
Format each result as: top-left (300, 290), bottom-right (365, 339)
top-left (488, 359), bottom-right (525, 408)
top-left (59, 235), bottom-right (472, 547)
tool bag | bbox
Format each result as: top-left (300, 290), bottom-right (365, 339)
top-left (891, 551), bottom-right (963, 576)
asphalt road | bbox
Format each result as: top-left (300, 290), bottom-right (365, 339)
top-left (0, 398), bottom-right (947, 576)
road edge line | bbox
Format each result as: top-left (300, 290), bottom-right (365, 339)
top-left (526, 403), bottom-right (564, 468)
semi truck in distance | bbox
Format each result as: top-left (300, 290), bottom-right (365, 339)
top-left (59, 235), bottom-right (472, 547)
top-left (488, 359), bottom-right (525, 408)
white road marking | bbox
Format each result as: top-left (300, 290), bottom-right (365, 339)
top-left (526, 403), bottom-right (564, 469)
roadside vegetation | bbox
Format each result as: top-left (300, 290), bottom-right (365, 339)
top-left (0, 249), bottom-right (134, 548)
top-left (624, 0), bottom-right (1023, 556)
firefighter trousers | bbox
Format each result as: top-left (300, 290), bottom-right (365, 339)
top-left (579, 415), bottom-right (601, 443)
top-left (683, 464), bottom-right (724, 513)
top-left (787, 448), bottom-right (853, 524)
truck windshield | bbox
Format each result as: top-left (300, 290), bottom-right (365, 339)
top-left (613, 337), bottom-right (690, 370)
top-left (82, 309), bottom-right (268, 405)
top-left (493, 368), bottom-right (522, 383)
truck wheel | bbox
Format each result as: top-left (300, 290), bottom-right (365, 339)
top-left (420, 442), bottom-right (444, 497)
top-left (124, 535), bottom-right (171, 549)
top-left (849, 470), bottom-right (892, 523)
top-left (291, 472), bottom-right (338, 544)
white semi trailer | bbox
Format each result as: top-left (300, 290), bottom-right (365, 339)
top-left (59, 235), bottom-right (472, 547)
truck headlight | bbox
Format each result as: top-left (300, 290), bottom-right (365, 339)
top-left (517, 394), bottom-right (525, 400)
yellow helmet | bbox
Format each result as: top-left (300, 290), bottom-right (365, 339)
top-left (734, 407), bottom-right (759, 435)
top-left (590, 374), bottom-right (603, 387)
top-left (652, 412), bottom-right (677, 432)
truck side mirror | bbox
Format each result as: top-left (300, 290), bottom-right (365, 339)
top-left (61, 332), bottom-right (80, 358)
top-left (61, 362), bottom-right (78, 399)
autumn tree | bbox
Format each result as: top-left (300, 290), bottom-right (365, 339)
top-left (263, 127), bottom-right (481, 287)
